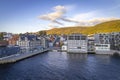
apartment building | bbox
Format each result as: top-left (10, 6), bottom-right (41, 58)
top-left (110, 32), bottom-right (120, 51)
top-left (94, 33), bottom-right (111, 54)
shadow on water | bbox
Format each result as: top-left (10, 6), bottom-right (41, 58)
top-left (66, 53), bottom-right (88, 60)
top-left (0, 63), bottom-right (15, 69)
top-left (112, 52), bottom-right (120, 57)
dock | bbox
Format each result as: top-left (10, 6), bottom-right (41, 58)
top-left (0, 49), bottom-right (49, 64)
top-left (95, 50), bottom-right (120, 55)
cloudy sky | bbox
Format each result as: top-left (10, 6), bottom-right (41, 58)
top-left (0, 0), bottom-right (120, 33)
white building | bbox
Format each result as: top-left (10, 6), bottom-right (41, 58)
top-left (94, 33), bottom-right (111, 54)
top-left (61, 45), bottom-right (67, 51)
top-left (87, 35), bottom-right (95, 53)
top-left (3, 33), bottom-right (13, 41)
top-left (39, 37), bottom-right (49, 48)
top-left (95, 44), bottom-right (111, 54)
top-left (67, 34), bottom-right (88, 53)
top-left (95, 44), bottom-right (110, 51)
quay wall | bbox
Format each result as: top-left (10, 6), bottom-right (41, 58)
top-left (0, 49), bottom-right (49, 64)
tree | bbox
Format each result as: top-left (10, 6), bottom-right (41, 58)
top-left (38, 31), bottom-right (46, 36)
top-left (0, 33), bottom-right (4, 40)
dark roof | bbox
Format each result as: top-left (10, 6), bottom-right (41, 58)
top-left (20, 34), bottom-right (39, 41)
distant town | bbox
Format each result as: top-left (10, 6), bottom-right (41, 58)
top-left (0, 31), bottom-right (120, 59)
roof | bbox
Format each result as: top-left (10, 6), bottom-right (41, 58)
top-left (19, 34), bottom-right (39, 41)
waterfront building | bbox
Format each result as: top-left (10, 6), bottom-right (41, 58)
top-left (60, 35), bottom-right (67, 42)
top-left (110, 32), bottom-right (120, 51)
top-left (94, 33), bottom-right (110, 44)
top-left (67, 33), bottom-right (88, 53)
top-left (87, 35), bottom-right (95, 53)
top-left (39, 37), bottom-right (49, 48)
top-left (8, 35), bottom-right (19, 46)
top-left (17, 34), bottom-right (41, 50)
top-left (61, 45), bottom-right (67, 51)
top-left (94, 33), bottom-right (111, 54)
top-left (0, 41), bottom-right (8, 47)
top-left (49, 42), bottom-right (53, 48)
top-left (3, 33), bottom-right (13, 41)
top-left (95, 44), bottom-right (110, 51)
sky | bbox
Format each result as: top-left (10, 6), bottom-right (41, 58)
top-left (0, 0), bottom-right (120, 33)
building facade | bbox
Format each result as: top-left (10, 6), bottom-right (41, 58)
top-left (94, 33), bottom-right (110, 44)
top-left (3, 33), bottom-right (13, 41)
top-left (17, 34), bottom-right (41, 50)
top-left (0, 41), bottom-right (8, 47)
top-left (87, 36), bottom-right (95, 53)
top-left (0, 46), bottom-right (20, 58)
top-left (110, 32), bottom-right (120, 51)
top-left (8, 35), bottom-right (19, 46)
top-left (94, 33), bottom-right (111, 54)
top-left (67, 34), bottom-right (87, 53)
top-left (39, 37), bottom-right (49, 48)
top-left (61, 45), bottom-right (67, 51)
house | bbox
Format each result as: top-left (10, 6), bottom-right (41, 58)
top-left (67, 33), bottom-right (88, 53)
top-left (16, 34), bottom-right (41, 50)
top-left (3, 33), bottom-right (13, 41)
top-left (0, 40), bottom-right (8, 47)
top-left (8, 35), bottom-right (19, 46)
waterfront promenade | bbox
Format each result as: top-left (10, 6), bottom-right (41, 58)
top-left (0, 49), bottom-right (49, 64)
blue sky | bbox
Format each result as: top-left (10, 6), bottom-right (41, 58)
top-left (0, 0), bottom-right (120, 33)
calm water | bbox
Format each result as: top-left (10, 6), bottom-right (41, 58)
top-left (0, 52), bottom-right (120, 80)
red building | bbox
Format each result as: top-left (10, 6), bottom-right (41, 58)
top-left (0, 40), bottom-right (8, 47)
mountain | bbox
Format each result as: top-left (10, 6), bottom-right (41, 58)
top-left (46, 20), bottom-right (120, 35)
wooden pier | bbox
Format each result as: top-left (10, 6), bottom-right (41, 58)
top-left (0, 49), bottom-right (49, 64)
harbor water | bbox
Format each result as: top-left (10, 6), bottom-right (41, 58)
top-left (0, 51), bottom-right (120, 80)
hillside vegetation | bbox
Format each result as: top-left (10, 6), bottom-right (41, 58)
top-left (46, 20), bottom-right (120, 35)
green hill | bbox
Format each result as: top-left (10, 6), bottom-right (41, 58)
top-left (46, 20), bottom-right (120, 35)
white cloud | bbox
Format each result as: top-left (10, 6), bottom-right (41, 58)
top-left (64, 10), bottom-right (120, 26)
top-left (38, 5), bottom-right (66, 25)
top-left (76, 17), bottom-right (120, 26)
top-left (38, 5), bottom-right (120, 28)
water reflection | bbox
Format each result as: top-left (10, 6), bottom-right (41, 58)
top-left (42, 52), bottom-right (69, 70)
top-left (67, 53), bottom-right (87, 60)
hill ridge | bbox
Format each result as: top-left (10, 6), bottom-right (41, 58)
top-left (46, 20), bottom-right (120, 35)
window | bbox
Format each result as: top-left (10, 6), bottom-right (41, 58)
top-left (75, 36), bottom-right (80, 40)
top-left (81, 36), bottom-right (86, 40)
top-left (77, 47), bottom-right (81, 49)
top-left (69, 36), bottom-right (74, 40)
